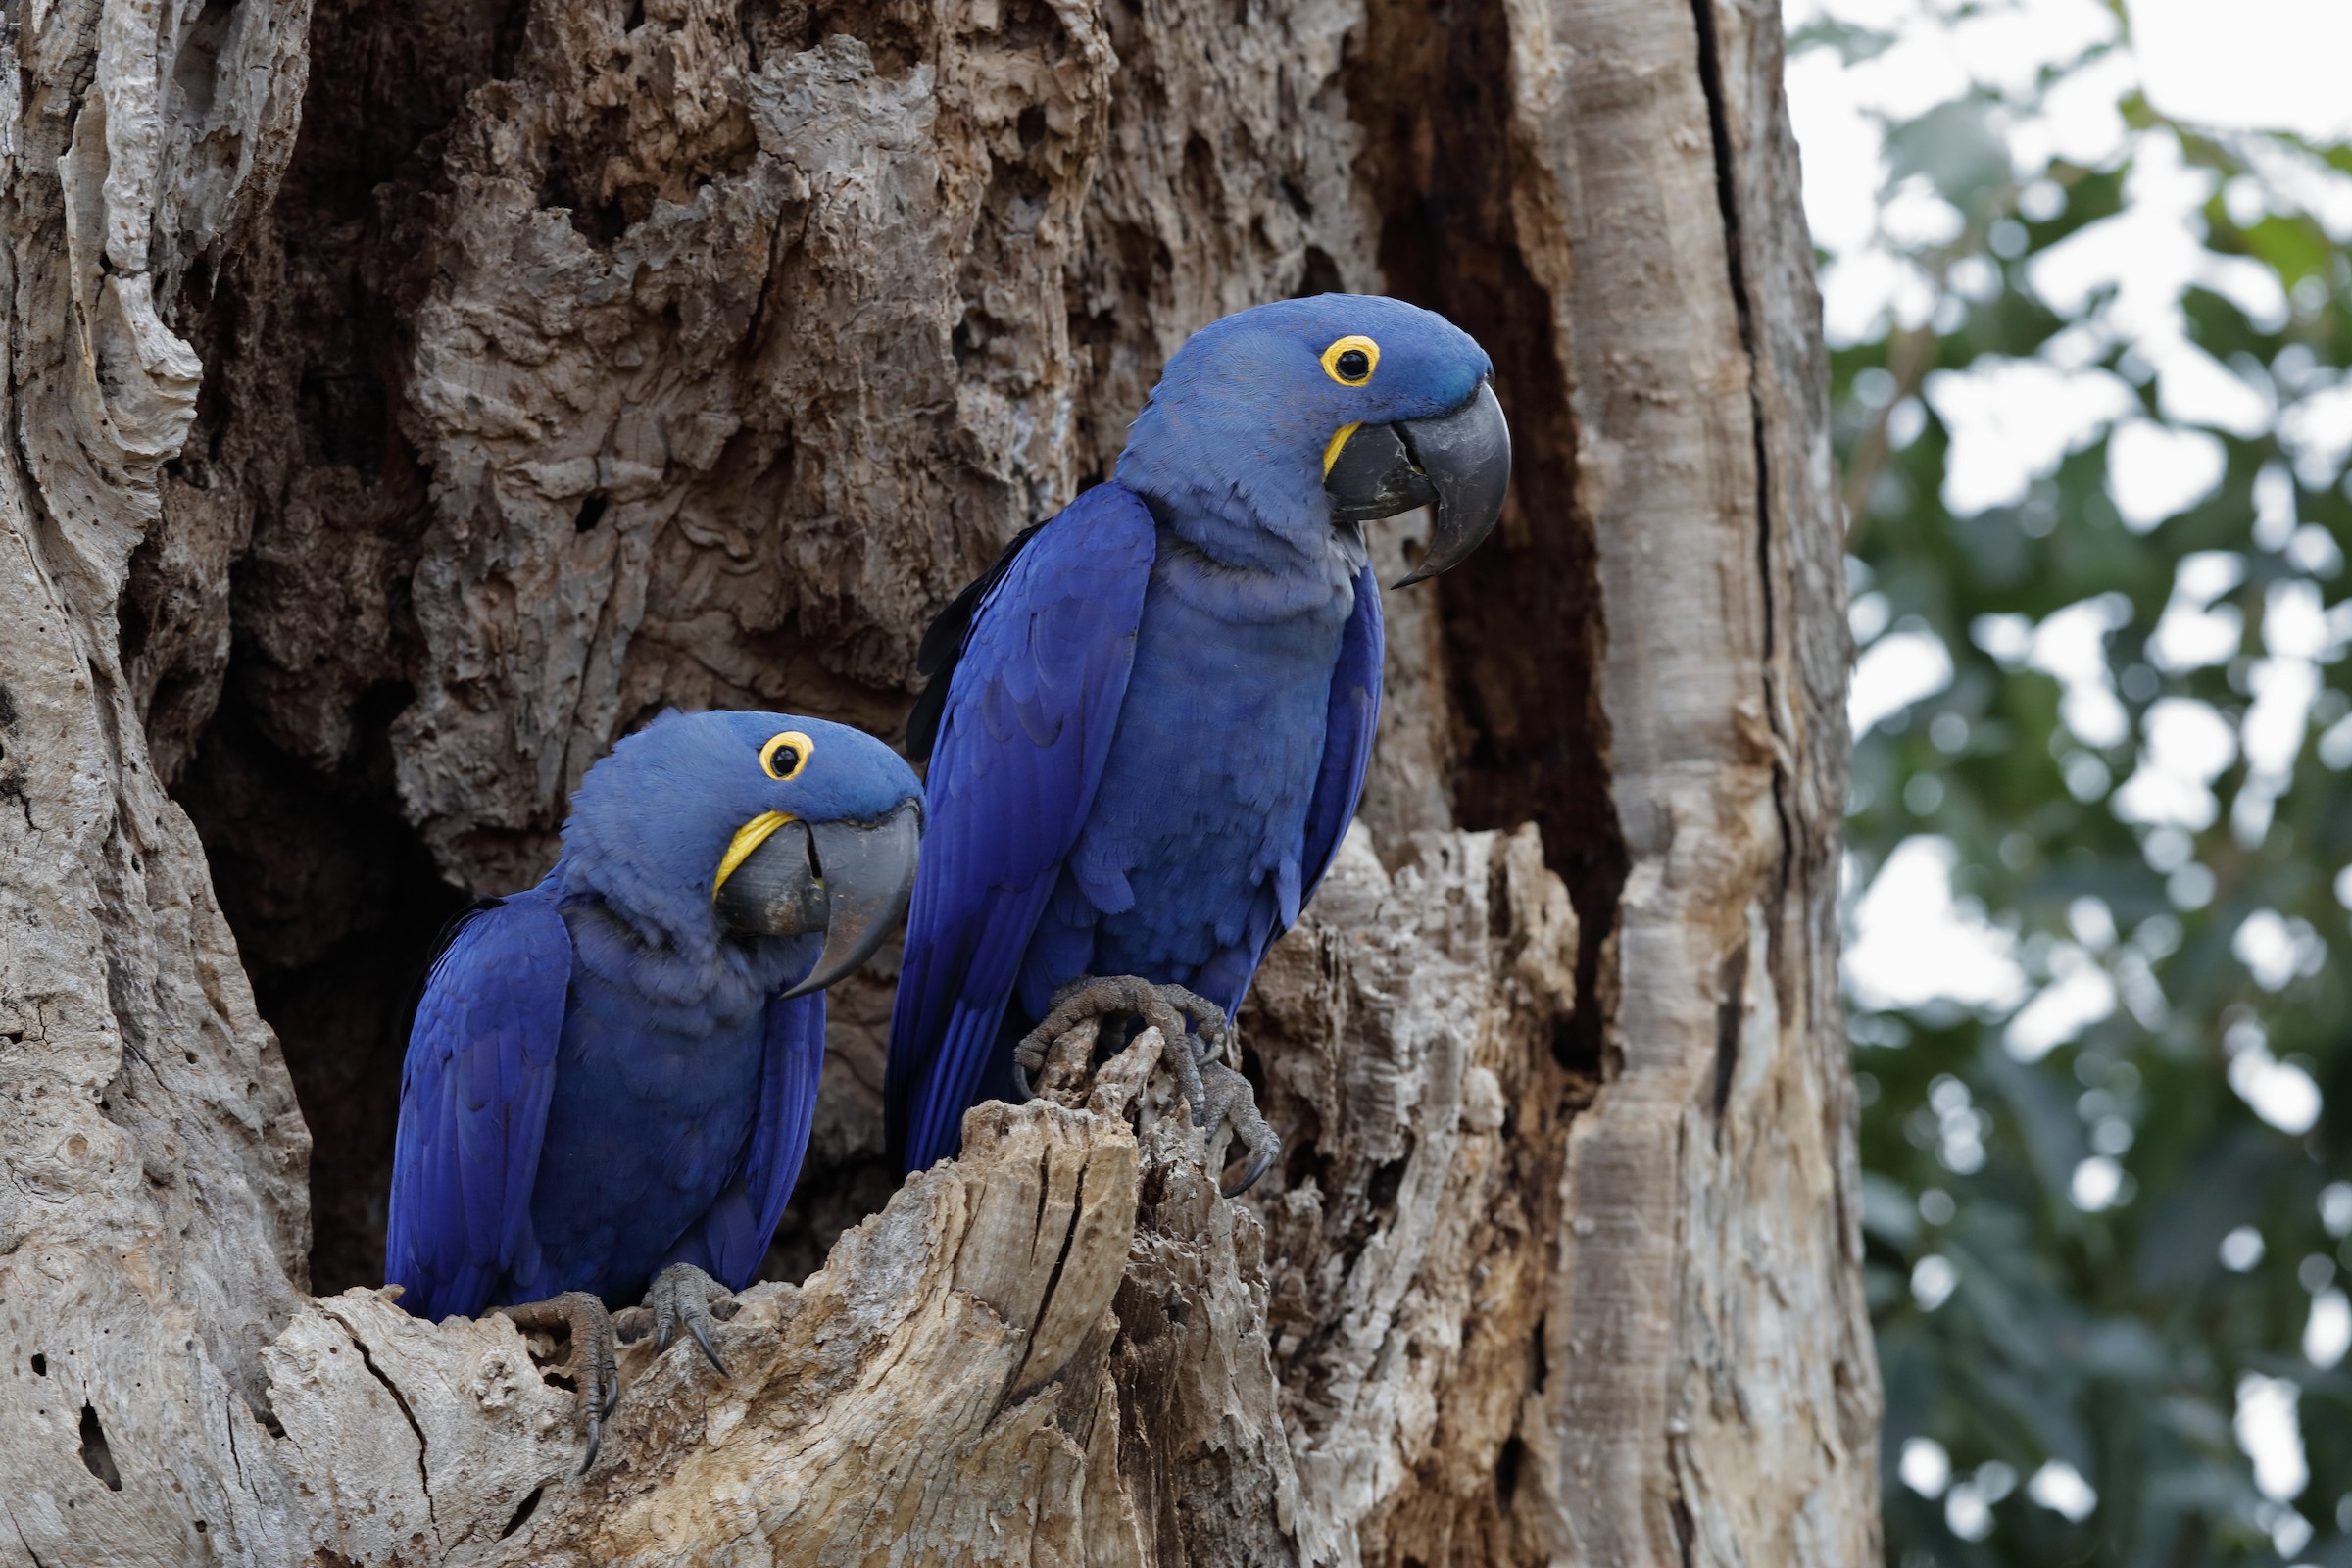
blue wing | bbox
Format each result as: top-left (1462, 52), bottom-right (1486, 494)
top-left (384, 892), bottom-right (572, 1321)
top-left (670, 991), bottom-right (828, 1290)
top-left (1297, 563), bottom-right (1384, 910)
top-left (887, 483), bottom-right (1157, 1172)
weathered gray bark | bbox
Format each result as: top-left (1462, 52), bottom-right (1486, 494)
top-left (0, 0), bottom-right (1875, 1562)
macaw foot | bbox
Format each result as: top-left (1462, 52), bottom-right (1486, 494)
top-left (1196, 1055), bottom-right (1281, 1199)
top-left (501, 1291), bottom-right (619, 1474)
top-left (1011, 974), bottom-right (1281, 1198)
top-left (638, 1261), bottom-right (735, 1376)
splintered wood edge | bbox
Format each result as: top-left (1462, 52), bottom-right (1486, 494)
top-left (257, 1087), bottom-right (1180, 1563)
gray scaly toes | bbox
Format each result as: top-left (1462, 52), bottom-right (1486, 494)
top-left (1009, 973), bottom-right (1280, 1195)
top-left (1196, 1052), bottom-right (1281, 1198)
top-left (501, 1291), bottom-right (620, 1474)
top-left (1011, 974), bottom-right (1224, 1105)
top-left (644, 1261), bottom-right (734, 1376)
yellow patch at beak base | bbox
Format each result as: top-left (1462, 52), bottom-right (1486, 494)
top-left (712, 810), bottom-right (797, 898)
top-left (1322, 421), bottom-right (1362, 478)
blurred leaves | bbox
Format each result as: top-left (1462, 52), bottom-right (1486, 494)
top-left (1806, 1), bottom-right (2352, 1563)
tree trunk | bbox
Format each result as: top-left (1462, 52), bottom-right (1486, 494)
top-left (0, 0), bottom-right (1877, 1561)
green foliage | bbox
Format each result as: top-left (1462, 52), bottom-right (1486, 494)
top-left (1805, 9), bottom-right (2352, 1565)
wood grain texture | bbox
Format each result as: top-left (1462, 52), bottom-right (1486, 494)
top-left (0, 0), bottom-right (1875, 1560)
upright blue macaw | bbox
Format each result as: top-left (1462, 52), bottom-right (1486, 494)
top-left (888, 294), bottom-right (1509, 1191)
top-left (385, 708), bottom-right (920, 1467)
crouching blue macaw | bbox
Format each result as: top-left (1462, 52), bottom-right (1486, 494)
top-left (385, 709), bottom-right (921, 1468)
top-left (887, 294), bottom-right (1509, 1193)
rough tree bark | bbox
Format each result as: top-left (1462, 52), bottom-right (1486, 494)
top-left (0, 0), bottom-right (1875, 1562)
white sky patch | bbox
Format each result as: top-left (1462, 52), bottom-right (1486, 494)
top-left (1924, 359), bottom-right (2134, 514)
top-left (1882, 175), bottom-right (1967, 250)
top-left (1972, 612), bottom-right (2034, 668)
top-left (2027, 1459), bottom-right (2098, 1523)
top-left (2235, 654), bottom-right (2321, 843)
top-left (2306, 1289), bottom-right (2352, 1370)
top-left (2147, 552), bottom-right (2244, 671)
top-left (2264, 578), bottom-right (2337, 661)
top-left (2225, 1015), bottom-right (2325, 1134)
top-left (2071, 1153), bottom-right (2125, 1209)
top-left (2032, 597), bottom-right (2132, 746)
top-left (1899, 1436), bottom-right (1952, 1497)
top-left (1819, 248), bottom-right (1939, 347)
top-left (1784, 45), bottom-right (1885, 256)
top-left (1850, 590), bottom-right (1892, 644)
top-left (2323, 1182), bottom-right (2352, 1237)
top-left (2152, 336), bottom-right (2278, 436)
top-left (2129, 0), bottom-right (2352, 142)
top-left (2254, 464), bottom-right (2297, 551)
top-left (1944, 1483), bottom-right (1992, 1542)
top-left (2324, 714), bottom-right (2352, 768)
top-left (2005, 943), bottom-right (2116, 1061)
top-left (2009, 45), bottom-right (2133, 172)
top-left (2026, 129), bottom-right (2286, 366)
top-left (2238, 136), bottom-right (2352, 244)
top-left (2108, 418), bottom-right (2228, 532)
top-left (2236, 1373), bottom-right (2310, 1501)
top-left (1949, 0), bottom-right (2116, 96)
top-left (2288, 523), bottom-right (2344, 579)
top-left (2279, 380), bottom-right (2352, 489)
top-left (2113, 698), bottom-right (2237, 830)
top-left (2223, 1225), bottom-right (2268, 1271)
top-left (2234, 909), bottom-right (2328, 992)
top-left (1912, 1252), bottom-right (1958, 1311)
top-left (1847, 837), bottom-right (2029, 1012)
top-left (1851, 628), bottom-right (1954, 735)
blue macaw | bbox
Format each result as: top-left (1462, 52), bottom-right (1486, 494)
top-left (888, 294), bottom-right (1509, 1191)
top-left (385, 708), bottom-right (920, 1467)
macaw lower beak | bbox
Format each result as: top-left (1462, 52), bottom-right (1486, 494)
top-left (1323, 378), bottom-right (1512, 587)
top-left (711, 801), bottom-right (923, 997)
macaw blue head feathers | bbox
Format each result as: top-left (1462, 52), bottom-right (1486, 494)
top-left (561, 710), bottom-right (922, 983)
top-left (1114, 294), bottom-right (1508, 581)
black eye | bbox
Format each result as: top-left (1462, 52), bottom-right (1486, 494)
top-left (760, 729), bottom-right (813, 780)
top-left (1336, 348), bottom-right (1370, 380)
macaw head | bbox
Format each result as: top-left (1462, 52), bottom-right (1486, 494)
top-left (1114, 294), bottom-right (1510, 585)
top-left (560, 709), bottom-right (923, 995)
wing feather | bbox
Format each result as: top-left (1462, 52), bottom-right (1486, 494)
top-left (384, 891), bottom-right (572, 1320)
top-left (886, 485), bottom-right (1156, 1171)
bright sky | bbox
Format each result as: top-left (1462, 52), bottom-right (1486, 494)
top-left (2131, 0), bottom-right (2352, 141)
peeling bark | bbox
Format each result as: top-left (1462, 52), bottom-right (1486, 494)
top-left (0, 0), bottom-right (1874, 1561)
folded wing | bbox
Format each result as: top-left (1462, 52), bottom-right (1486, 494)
top-left (385, 892), bottom-right (573, 1320)
top-left (886, 484), bottom-right (1158, 1172)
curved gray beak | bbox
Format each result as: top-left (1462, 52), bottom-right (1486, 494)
top-left (1323, 378), bottom-right (1512, 587)
top-left (712, 802), bottom-right (923, 998)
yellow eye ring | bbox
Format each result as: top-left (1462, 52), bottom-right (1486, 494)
top-left (1320, 335), bottom-right (1380, 386)
top-left (760, 730), bottom-right (813, 781)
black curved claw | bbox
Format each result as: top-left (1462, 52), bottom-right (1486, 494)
top-left (500, 1291), bottom-right (618, 1476)
top-left (579, 1408), bottom-right (604, 1476)
top-left (1221, 1146), bottom-right (1278, 1200)
top-left (689, 1316), bottom-right (728, 1377)
top-left (648, 1263), bottom-right (734, 1380)
top-left (1010, 1053), bottom-right (1037, 1101)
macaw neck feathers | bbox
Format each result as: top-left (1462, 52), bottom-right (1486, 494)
top-left (555, 875), bottom-right (811, 1024)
